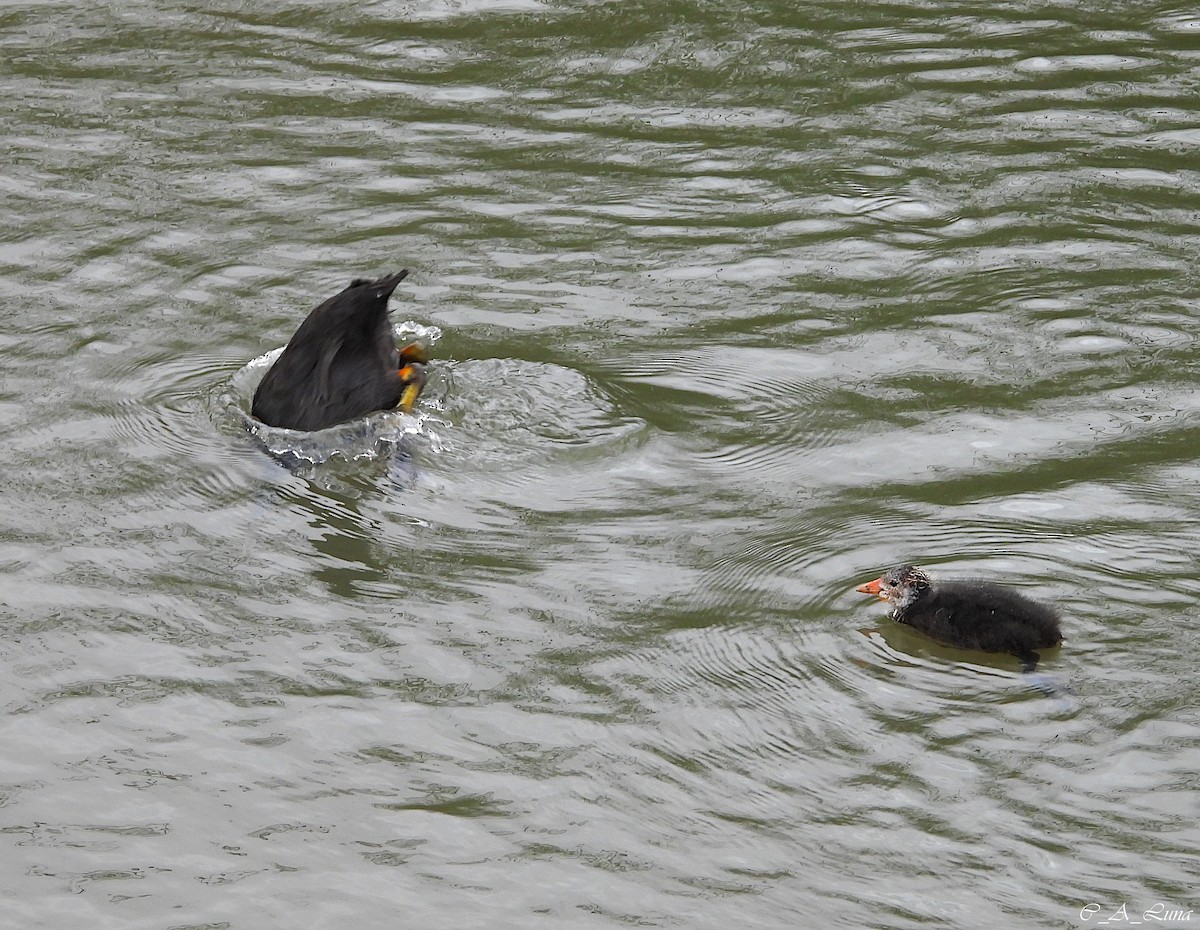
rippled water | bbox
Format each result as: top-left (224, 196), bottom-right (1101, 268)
top-left (3, 2), bottom-right (1199, 928)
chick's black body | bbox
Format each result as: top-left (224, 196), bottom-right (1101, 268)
top-left (857, 564), bottom-right (1062, 671)
top-left (252, 271), bottom-right (420, 432)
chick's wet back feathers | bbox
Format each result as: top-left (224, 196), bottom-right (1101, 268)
top-left (252, 271), bottom-right (422, 432)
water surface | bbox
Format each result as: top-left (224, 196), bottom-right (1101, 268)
top-left (2, 2), bottom-right (1199, 928)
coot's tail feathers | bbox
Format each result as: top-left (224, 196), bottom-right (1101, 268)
top-left (348, 269), bottom-right (409, 299)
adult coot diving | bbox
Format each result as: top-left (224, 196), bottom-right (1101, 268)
top-left (855, 564), bottom-right (1063, 671)
top-left (251, 270), bottom-right (428, 432)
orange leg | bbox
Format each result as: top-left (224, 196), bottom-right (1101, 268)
top-left (398, 342), bottom-right (429, 365)
top-left (394, 362), bottom-right (427, 412)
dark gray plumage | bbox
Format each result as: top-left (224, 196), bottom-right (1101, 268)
top-left (252, 271), bottom-right (426, 432)
top-left (857, 564), bottom-right (1063, 671)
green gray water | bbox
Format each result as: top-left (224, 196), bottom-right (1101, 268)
top-left (3, 2), bottom-right (1199, 928)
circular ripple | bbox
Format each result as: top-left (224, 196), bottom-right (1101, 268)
top-left (428, 357), bottom-right (647, 471)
